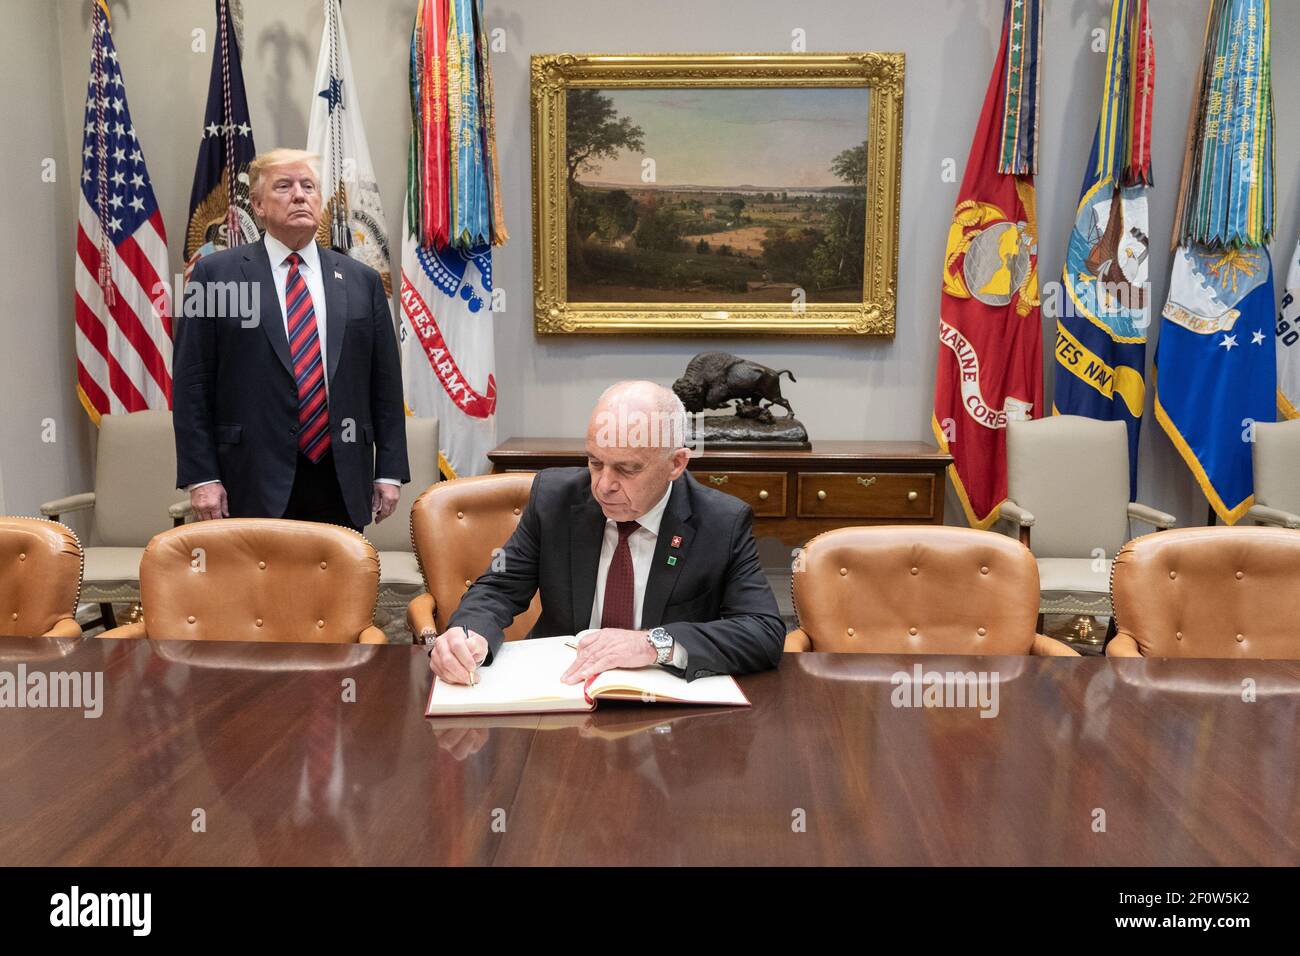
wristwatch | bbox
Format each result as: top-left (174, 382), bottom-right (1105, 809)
top-left (646, 627), bottom-right (674, 666)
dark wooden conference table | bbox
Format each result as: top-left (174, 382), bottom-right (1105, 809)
top-left (1, 635), bottom-right (1296, 866)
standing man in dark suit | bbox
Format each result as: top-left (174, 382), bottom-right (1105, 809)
top-left (426, 381), bottom-right (785, 684)
top-left (174, 148), bottom-right (408, 531)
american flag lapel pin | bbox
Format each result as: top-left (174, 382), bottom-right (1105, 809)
top-left (334, 270), bottom-right (343, 280)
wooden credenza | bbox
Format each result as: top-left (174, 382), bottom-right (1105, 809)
top-left (487, 438), bottom-right (952, 548)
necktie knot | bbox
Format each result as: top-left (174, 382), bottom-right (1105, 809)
top-left (286, 251), bottom-right (302, 268)
top-left (616, 520), bottom-right (640, 540)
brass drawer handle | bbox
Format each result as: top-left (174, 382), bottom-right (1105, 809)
top-left (758, 489), bottom-right (769, 501)
top-left (856, 476), bottom-right (878, 488)
top-left (708, 475), bottom-right (729, 486)
top-left (817, 490), bottom-right (827, 501)
top-left (907, 490), bottom-right (919, 502)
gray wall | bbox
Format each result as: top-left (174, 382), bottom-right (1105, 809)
top-left (3, 0), bottom-right (1298, 532)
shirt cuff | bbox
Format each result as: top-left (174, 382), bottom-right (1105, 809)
top-left (670, 640), bottom-right (688, 669)
top-left (374, 478), bottom-right (401, 485)
top-left (187, 480), bottom-right (221, 492)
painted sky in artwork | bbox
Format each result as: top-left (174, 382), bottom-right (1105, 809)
top-left (573, 87), bottom-right (871, 189)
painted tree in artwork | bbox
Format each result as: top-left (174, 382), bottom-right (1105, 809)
top-left (565, 90), bottom-right (644, 276)
top-left (807, 141), bottom-right (868, 291)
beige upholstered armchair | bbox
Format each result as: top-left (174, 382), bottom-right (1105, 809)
top-left (1001, 415), bottom-right (1175, 631)
top-left (40, 409), bottom-right (179, 629)
top-left (169, 417), bottom-right (440, 612)
top-left (1246, 419), bottom-right (1300, 528)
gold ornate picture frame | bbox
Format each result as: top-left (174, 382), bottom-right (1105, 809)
top-left (531, 52), bottom-right (904, 336)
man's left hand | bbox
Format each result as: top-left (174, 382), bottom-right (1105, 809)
top-left (561, 628), bottom-right (655, 684)
top-left (372, 482), bottom-right (400, 523)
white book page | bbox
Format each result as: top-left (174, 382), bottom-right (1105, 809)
top-left (588, 664), bottom-right (749, 706)
top-left (425, 635), bottom-right (590, 716)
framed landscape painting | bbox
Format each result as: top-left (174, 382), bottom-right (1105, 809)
top-left (531, 52), bottom-right (904, 335)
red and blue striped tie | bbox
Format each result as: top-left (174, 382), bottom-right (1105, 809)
top-left (285, 252), bottom-right (330, 462)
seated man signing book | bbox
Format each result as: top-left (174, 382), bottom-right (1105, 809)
top-left (426, 380), bottom-right (785, 686)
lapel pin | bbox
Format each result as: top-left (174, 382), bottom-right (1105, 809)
top-left (671, 535), bottom-right (682, 548)
top-left (666, 555), bottom-right (678, 567)
top-left (334, 270), bottom-right (343, 280)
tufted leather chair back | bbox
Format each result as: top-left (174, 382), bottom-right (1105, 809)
top-left (0, 517), bottom-right (83, 637)
top-left (410, 473), bottom-right (541, 640)
top-left (136, 519), bottom-right (383, 643)
top-left (791, 526), bottom-right (1041, 654)
top-left (1110, 527), bottom-right (1300, 659)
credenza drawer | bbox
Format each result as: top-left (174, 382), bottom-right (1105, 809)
top-left (693, 471), bottom-right (787, 516)
top-left (796, 471), bottom-right (935, 519)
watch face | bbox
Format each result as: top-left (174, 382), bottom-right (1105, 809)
top-left (651, 629), bottom-right (671, 647)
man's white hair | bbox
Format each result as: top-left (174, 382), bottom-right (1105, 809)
top-left (594, 380), bottom-right (689, 454)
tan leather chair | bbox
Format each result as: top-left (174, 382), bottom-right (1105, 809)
top-left (406, 473), bottom-right (541, 643)
top-left (1002, 415), bottom-right (1175, 621)
top-left (0, 517), bottom-right (83, 638)
top-left (1108, 527), bottom-right (1300, 659)
top-left (99, 519), bottom-right (385, 644)
top-left (169, 417), bottom-right (442, 614)
top-left (1246, 419), bottom-right (1300, 528)
top-left (40, 409), bottom-right (179, 628)
top-left (785, 526), bottom-right (1078, 656)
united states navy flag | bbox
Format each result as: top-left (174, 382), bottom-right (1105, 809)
top-left (1052, 0), bottom-right (1153, 498)
top-left (183, 0), bottom-right (257, 274)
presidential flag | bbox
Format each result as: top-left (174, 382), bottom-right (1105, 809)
top-left (74, 0), bottom-right (172, 423)
top-left (1053, 0), bottom-right (1153, 498)
top-left (183, 0), bottom-right (257, 274)
top-left (399, 0), bottom-right (506, 480)
top-left (932, 0), bottom-right (1044, 529)
top-left (1155, 0), bottom-right (1275, 524)
top-left (307, 0), bottom-right (392, 295)
top-left (1276, 237), bottom-right (1300, 420)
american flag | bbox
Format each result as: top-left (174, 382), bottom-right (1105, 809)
top-left (75, 1), bottom-right (172, 423)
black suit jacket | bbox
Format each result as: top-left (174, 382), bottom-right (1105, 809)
top-left (448, 467), bottom-right (785, 680)
top-left (173, 237), bottom-right (409, 528)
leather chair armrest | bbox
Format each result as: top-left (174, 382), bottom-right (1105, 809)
top-left (39, 491), bottom-right (95, 519)
top-left (1031, 633), bottom-right (1081, 657)
top-left (1128, 501), bottom-right (1177, 529)
top-left (406, 592), bottom-right (438, 644)
top-left (1104, 633), bottom-right (1142, 657)
top-left (1246, 504), bottom-right (1300, 529)
top-left (999, 499), bottom-right (1035, 526)
top-left (169, 497), bottom-right (196, 526)
top-left (42, 618), bottom-right (83, 639)
top-left (358, 625), bottom-right (387, 645)
top-left (99, 621), bottom-right (148, 640)
top-left (784, 628), bottom-right (812, 653)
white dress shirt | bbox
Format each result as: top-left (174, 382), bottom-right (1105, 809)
top-left (587, 483), bottom-right (688, 669)
top-left (189, 233), bottom-right (398, 491)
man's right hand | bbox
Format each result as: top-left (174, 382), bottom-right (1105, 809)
top-left (428, 627), bottom-right (489, 685)
top-left (191, 482), bottom-right (229, 521)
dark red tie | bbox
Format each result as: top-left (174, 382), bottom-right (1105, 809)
top-left (600, 520), bottom-right (640, 630)
top-left (285, 252), bottom-right (330, 462)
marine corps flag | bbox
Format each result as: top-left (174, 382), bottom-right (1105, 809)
top-left (1155, 0), bottom-right (1275, 524)
top-left (1053, 0), bottom-right (1154, 498)
top-left (932, 0), bottom-right (1044, 529)
top-left (399, 0), bottom-right (507, 480)
top-left (307, 0), bottom-right (392, 295)
top-left (183, 0), bottom-right (257, 274)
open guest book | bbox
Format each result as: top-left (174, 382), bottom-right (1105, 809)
top-left (425, 633), bottom-right (750, 717)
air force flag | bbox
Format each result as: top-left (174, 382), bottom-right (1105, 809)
top-left (1155, 245), bottom-right (1276, 523)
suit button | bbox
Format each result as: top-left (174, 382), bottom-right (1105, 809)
top-left (290, 426), bottom-right (299, 436)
